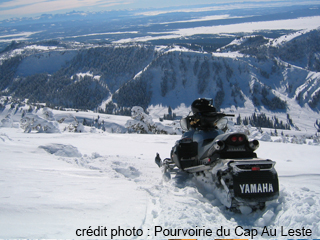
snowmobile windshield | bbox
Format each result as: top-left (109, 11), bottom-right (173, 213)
top-left (180, 117), bottom-right (190, 131)
top-left (215, 117), bottom-right (228, 130)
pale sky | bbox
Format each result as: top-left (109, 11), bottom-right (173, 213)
top-left (0, 0), bottom-right (208, 20)
top-left (0, 0), bottom-right (319, 20)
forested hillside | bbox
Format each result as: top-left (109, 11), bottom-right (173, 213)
top-left (0, 44), bottom-right (156, 109)
top-left (0, 29), bottom-right (320, 114)
top-left (112, 29), bottom-right (320, 112)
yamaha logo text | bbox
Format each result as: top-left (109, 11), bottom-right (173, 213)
top-left (239, 183), bottom-right (274, 194)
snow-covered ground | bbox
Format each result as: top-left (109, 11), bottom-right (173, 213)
top-left (0, 107), bottom-right (320, 239)
top-left (114, 16), bottom-right (320, 43)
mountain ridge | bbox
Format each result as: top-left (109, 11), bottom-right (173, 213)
top-left (112, 29), bottom-right (320, 112)
top-left (0, 28), bottom-right (320, 122)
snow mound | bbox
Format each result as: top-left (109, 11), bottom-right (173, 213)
top-left (113, 162), bottom-right (141, 179)
top-left (253, 131), bottom-right (273, 142)
top-left (42, 150), bottom-right (143, 182)
top-left (39, 107), bottom-right (56, 121)
top-left (0, 114), bottom-right (13, 128)
top-left (20, 113), bottom-right (60, 133)
top-left (255, 209), bottom-right (275, 226)
top-left (126, 106), bottom-right (180, 134)
top-left (39, 143), bottom-right (82, 157)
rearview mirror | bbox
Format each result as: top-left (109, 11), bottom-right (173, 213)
top-left (180, 118), bottom-right (190, 131)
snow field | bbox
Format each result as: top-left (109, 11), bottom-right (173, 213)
top-left (0, 125), bottom-right (320, 238)
top-left (0, 128), bottom-right (176, 238)
top-left (0, 103), bottom-right (320, 238)
top-left (115, 16), bottom-right (320, 43)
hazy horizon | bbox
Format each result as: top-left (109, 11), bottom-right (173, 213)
top-left (1, 0), bottom-right (320, 21)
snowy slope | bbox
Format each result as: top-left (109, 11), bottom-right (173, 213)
top-left (115, 43), bottom-right (320, 133)
top-left (0, 107), bottom-right (320, 239)
top-left (1, 29), bottom-right (320, 127)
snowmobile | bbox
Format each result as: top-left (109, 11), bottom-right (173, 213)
top-left (155, 98), bottom-right (279, 213)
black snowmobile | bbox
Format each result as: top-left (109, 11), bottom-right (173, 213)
top-left (155, 98), bottom-right (279, 213)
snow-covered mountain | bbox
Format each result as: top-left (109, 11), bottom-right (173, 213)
top-left (115, 28), bottom-right (320, 109)
top-left (1, 28), bottom-right (320, 131)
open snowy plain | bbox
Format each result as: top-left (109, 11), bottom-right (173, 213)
top-left (0, 104), bottom-right (320, 239)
